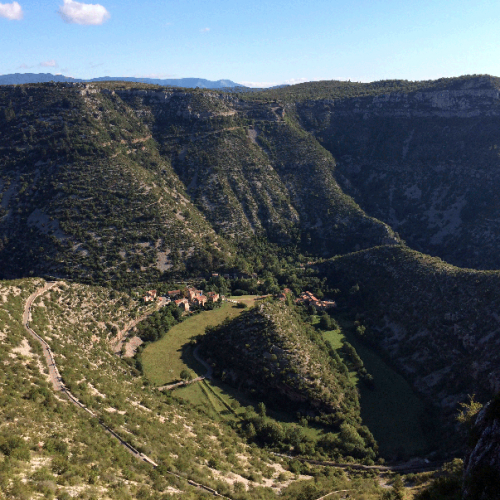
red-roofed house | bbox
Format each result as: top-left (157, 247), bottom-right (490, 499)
top-left (193, 295), bottom-right (207, 307)
top-left (143, 290), bottom-right (157, 302)
top-left (175, 298), bottom-right (190, 311)
top-left (207, 291), bottom-right (220, 302)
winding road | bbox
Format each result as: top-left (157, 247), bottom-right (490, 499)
top-left (23, 283), bottom-right (230, 499)
top-left (24, 284), bottom-right (441, 496)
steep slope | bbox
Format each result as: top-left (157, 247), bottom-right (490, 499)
top-left (119, 85), bottom-right (398, 252)
top-left (0, 279), bottom-right (164, 499)
top-left (0, 82), bottom-right (399, 282)
top-left (0, 83), bottom-right (235, 283)
top-left (463, 395), bottom-right (500, 500)
top-left (316, 245), bottom-right (500, 413)
top-left (293, 75), bottom-right (500, 269)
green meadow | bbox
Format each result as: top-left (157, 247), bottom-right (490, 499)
top-left (143, 297), bottom-right (433, 460)
top-left (142, 299), bottom-right (257, 385)
top-left (324, 316), bottom-right (433, 459)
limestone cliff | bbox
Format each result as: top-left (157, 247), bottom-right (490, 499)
top-left (295, 76), bottom-right (500, 269)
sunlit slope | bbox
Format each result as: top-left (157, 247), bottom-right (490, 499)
top-left (0, 84), bottom-right (234, 283)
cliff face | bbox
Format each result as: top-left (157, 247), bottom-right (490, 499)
top-left (296, 77), bottom-right (500, 269)
top-left (463, 397), bottom-right (500, 500)
top-left (116, 85), bottom-right (398, 252)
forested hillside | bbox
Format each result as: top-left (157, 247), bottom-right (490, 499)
top-left (316, 246), bottom-right (500, 411)
top-left (201, 300), bottom-right (378, 462)
top-left (0, 81), bottom-right (398, 283)
top-left (3, 75), bottom-right (500, 498)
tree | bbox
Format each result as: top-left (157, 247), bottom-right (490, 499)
top-left (319, 313), bottom-right (332, 330)
top-left (257, 402), bottom-right (266, 417)
top-left (391, 475), bottom-right (405, 500)
top-left (180, 369), bottom-right (192, 381)
top-left (457, 394), bottom-right (483, 429)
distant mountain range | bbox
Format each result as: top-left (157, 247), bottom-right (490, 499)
top-left (0, 72), bottom-right (243, 89)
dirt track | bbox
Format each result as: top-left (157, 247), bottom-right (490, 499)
top-left (23, 283), bottom-right (231, 498)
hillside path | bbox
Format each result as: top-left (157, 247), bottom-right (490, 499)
top-left (24, 282), bottom-right (61, 391)
top-left (272, 453), bottom-right (443, 474)
top-left (157, 345), bottom-right (211, 391)
top-left (193, 344), bottom-right (213, 379)
top-left (112, 304), bottom-right (161, 355)
top-left (24, 283), bottom-right (156, 462)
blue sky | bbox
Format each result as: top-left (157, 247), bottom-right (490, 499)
top-left (1, 0), bottom-right (500, 87)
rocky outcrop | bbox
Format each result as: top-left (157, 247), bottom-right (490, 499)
top-left (298, 76), bottom-right (500, 121)
top-left (463, 396), bottom-right (500, 500)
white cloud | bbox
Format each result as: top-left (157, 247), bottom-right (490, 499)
top-left (0, 1), bottom-right (23, 20)
top-left (58, 0), bottom-right (110, 25)
top-left (18, 63), bottom-right (32, 69)
top-left (200, 27), bottom-right (210, 33)
top-left (40, 59), bottom-right (57, 67)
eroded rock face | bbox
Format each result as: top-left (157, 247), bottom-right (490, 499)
top-left (463, 397), bottom-right (500, 500)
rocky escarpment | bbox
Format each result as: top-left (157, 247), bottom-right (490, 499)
top-left (115, 85), bottom-right (399, 253)
top-left (295, 76), bottom-right (500, 269)
top-left (463, 396), bottom-right (500, 499)
top-left (297, 76), bottom-right (500, 121)
top-left (0, 83), bottom-right (236, 282)
top-left (0, 81), bottom-right (398, 283)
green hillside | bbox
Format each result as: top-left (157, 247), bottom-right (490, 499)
top-left (201, 300), bottom-right (379, 462)
top-left (0, 84), bottom-right (236, 284)
top-left (0, 82), bottom-right (397, 283)
top-left (0, 278), bottom-right (387, 499)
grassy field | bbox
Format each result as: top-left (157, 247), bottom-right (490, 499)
top-left (322, 326), bottom-right (345, 350)
top-left (324, 317), bottom-right (433, 459)
top-left (176, 378), bottom-right (324, 441)
top-left (142, 299), bottom-right (257, 386)
top-left (228, 295), bottom-right (264, 306)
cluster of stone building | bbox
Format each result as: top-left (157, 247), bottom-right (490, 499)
top-left (295, 291), bottom-right (336, 310)
top-left (143, 287), bottom-right (220, 311)
top-left (277, 288), bottom-right (336, 311)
